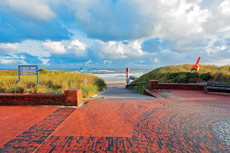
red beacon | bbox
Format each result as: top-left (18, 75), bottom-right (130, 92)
top-left (190, 57), bottom-right (201, 71)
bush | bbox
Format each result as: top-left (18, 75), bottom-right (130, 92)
top-left (200, 73), bottom-right (210, 81)
top-left (38, 69), bottom-right (49, 74)
top-left (175, 73), bottom-right (188, 83)
top-left (134, 86), bottom-right (144, 94)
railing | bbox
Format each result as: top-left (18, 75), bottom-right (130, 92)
top-left (126, 82), bottom-right (147, 89)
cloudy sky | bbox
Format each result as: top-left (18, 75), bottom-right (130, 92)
top-left (0, 0), bottom-right (230, 69)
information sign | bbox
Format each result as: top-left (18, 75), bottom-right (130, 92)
top-left (20, 73), bottom-right (37, 75)
top-left (80, 66), bottom-right (88, 73)
top-left (80, 65), bottom-right (88, 82)
top-left (20, 69), bottom-right (37, 73)
top-left (18, 65), bottom-right (39, 85)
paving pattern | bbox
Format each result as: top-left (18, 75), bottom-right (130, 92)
top-left (214, 121), bottom-right (230, 146)
top-left (0, 108), bottom-right (75, 152)
top-left (0, 89), bottom-right (230, 152)
top-left (0, 106), bottom-right (58, 147)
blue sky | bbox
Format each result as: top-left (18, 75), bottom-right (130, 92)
top-left (0, 0), bottom-right (230, 69)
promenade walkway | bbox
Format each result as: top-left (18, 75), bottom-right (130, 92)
top-left (0, 87), bottom-right (230, 152)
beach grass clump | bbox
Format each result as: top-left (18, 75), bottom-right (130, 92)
top-left (131, 64), bottom-right (230, 92)
top-left (133, 84), bottom-right (149, 94)
top-left (0, 69), bottom-right (106, 98)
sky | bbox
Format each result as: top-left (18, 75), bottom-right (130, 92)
top-left (0, 0), bottom-right (230, 69)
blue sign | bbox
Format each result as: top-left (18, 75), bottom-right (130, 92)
top-left (80, 66), bottom-right (88, 73)
top-left (18, 65), bottom-right (39, 85)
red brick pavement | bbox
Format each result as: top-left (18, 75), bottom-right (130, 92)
top-left (0, 106), bottom-right (58, 146)
top-left (52, 98), bottom-right (174, 138)
top-left (171, 90), bottom-right (230, 105)
top-left (0, 107), bottom-right (75, 152)
top-left (0, 90), bottom-right (230, 152)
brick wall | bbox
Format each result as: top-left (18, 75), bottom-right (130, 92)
top-left (65, 89), bottom-right (82, 106)
top-left (0, 93), bottom-right (65, 106)
top-left (149, 80), bottom-right (204, 91)
top-left (158, 83), bottom-right (204, 90)
top-left (149, 80), bottom-right (158, 90)
top-left (0, 88), bottom-right (83, 106)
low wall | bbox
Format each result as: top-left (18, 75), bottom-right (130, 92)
top-left (0, 88), bottom-right (82, 106)
top-left (158, 83), bottom-right (204, 90)
top-left (149, 80), bottom-right (204, 91)
top-left (0, 94), bottom-right (65, 106)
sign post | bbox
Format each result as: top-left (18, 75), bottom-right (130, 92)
top-left (126, 68), bottom-right (129, 85)
top-left (80, 65), bottom-right (88, 83)
top-left (18, 65), bottom-right (39, 85)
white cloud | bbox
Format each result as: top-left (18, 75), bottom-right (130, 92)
top-left (104, 60), bottom-right (112, 64)
top-left (153, 58), bottom-right (159, 63)
top-left (85, 60), bottom-right (92, 64)
top-left (90, 40), bottom-right (146, 60)
top-left (202, 0), bottom-right (230, 34)
top-left (0, 43), bottom-right (18, 54)
top-left (41, 39), bottom-right (88, 57)
top-left (64, 0), bottom-right (159, 40)
top-left (18, 40), bottom-right (50, 57)
top-left (139, 60), bottom-right (145, 64)
top-left (66, 39), bottom-right (87, 56)
top-left (42, 40), bottom-right (67, 54)
top-left (219, 0), bottom-right (230, 16)
top-left (0, 58), bottom-right (13, 64)
top-left (62, 0), bottom-right (212, 41)
top-left (205, 37), bottom-right (230, 56)
top-left (0, 0), bottom-right (55, 21)
top-left (20, 55), bottom-right (25, 59)
top-left (154, 0), bottom-right (211, 37)
top-left (0, 57), bottom-right (27, 65)
top-left (67, 39), bottom-right (86, 50)
top-left (38, 57), bottom-right (50, 65)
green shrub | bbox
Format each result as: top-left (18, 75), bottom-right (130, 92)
top-left (200, 73), bottom-right (210, 81)
top-left (134, 86), bottom-right (144, 94)
top-left (38, 69), bottom-right (49, 74)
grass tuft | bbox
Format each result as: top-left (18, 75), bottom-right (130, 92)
top-left (0, 69), bottom-right (106, 98)
top-left (131, 64), bottom-right (230, 92)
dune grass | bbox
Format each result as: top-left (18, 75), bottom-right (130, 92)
top-left (131, 64), bottom-right (230, 93)
top-left (0, 69), bottom-right (106, 99)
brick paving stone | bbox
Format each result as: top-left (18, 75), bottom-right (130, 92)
top-left (51, 98), bottom-right (170, 137)
top-left (0, 106), bottom-right (58, 147)
top-left (0, 89), bottom-right (230, 152)
top-left (170, 90), bottom-right (230, 105)
top-left (0, 108), bottom-right (76, 153)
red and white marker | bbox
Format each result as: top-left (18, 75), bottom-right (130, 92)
top-left (126, 67), bottom-right (129, 85)
top-left (83, 79), bottom-right (88, 83)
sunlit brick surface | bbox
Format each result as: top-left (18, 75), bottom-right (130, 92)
top-left (52, 98), bottom-right (173, 138)
top-left (0, 108), bottom-right (75, 152)
top-left (0, 89), bottom-right (230, 152)
top-left (0, 106), bottom-right (58, 147)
